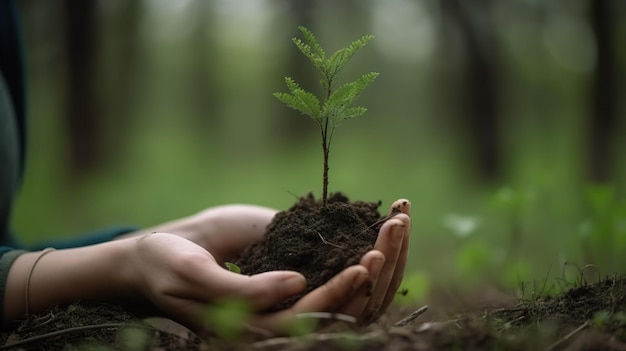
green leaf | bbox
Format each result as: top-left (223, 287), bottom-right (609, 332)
top-left (292, 26), bottom-right (327, 74)
top-left (322, 71), bottom-right (378, 125)
top-left (204, 299), bottom-right (252, 340)
top-left (274, 77), bottom-right (321, 121)
top-left (224, 262), bottom-right (241, 274)
top-left (339, 106), bottom-right (368, 119)
top-left (326, 34), bottom-right (374, 80)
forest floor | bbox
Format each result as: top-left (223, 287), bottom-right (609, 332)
top-left (1, 275), bottom-right (625, 350)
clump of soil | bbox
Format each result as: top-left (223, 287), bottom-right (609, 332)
top-left (0, 303), bottom-right (202, 350)
top-left (492, 275), bottom-right (626, 339)
top-left (233, 192), bottom-right (383, 309)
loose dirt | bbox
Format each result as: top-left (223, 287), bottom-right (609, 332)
top-left (233, 192), bottom-right (383, 310)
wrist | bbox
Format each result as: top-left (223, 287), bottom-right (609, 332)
top-left (3, 239), bottom-right (136, 325)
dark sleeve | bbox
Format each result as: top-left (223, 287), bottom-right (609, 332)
top-left (0, 0), bottom-right (27, 172)
top-left (1, 1), bottom-right (139, 250)
top-left (0, 247), bottom-right (27, 322)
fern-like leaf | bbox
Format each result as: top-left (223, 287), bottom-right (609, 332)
top-left (323, 71), bottom-right (378, 126)
top-left (340, 106), bottom-right (368, 119)
top-left (326, 35), bottom-right (374, 81)
top-left (273, 77), bottom-right (321, 120)
top-left (292, 26), bottom-right (327, 75)
top-left (297, 26), bottom-right (326, 60)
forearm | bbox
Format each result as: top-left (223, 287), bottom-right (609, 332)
top-left (3, 238), bottom-right (134, 324)
top-left (115, 205), bottom-right (276, 262)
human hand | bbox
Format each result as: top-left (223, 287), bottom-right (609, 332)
top-left (180, 198), bottom-right (411, 327)
top-left (123, 232), bottom-right (307, 334)
top-left (123, 199), bottom-right (410, 335)
top-left (250, 199), bottom-right (411, 328)
top-left (1, 200), bottom-right (409, 336)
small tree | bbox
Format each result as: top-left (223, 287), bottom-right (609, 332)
top-left (274, 26), bottom-right (378, 206)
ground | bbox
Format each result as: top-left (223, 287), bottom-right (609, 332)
top-left (3, 194), bottom-right (625, 350)
top-left (2, 276), bottom-right (625, 350)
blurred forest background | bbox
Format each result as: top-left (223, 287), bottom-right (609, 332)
top-left (12, 0), bottom-right (626, 294)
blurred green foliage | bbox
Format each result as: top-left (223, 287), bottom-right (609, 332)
top-left (203, 299), bottom-right (252, 340)
top-left (11, 1), bottom-right (626, 304)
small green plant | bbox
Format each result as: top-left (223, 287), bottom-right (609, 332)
top-left (274, 26), bottom-right (379, 206)
top-left (204, 298), bottom-right (253, 340)
top-left (224, 262), bottom-right (241, 274)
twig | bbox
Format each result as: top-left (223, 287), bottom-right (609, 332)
top-left (316, 231), bottom-right (343, 249)
top-left (357, 209), bottom-right (402, 236)
top-left (297, 312), bottom-right (357, 324)
top-left (394, 305), bottom-right (429, 327)
top-left (544, 321), bottom-right (589, 351)
top-left (0, 323), bottom-right (154, 350)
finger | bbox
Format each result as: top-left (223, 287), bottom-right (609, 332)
top-left (373, 213), bottom-right (411, 321)
top-left (169, 257), bottom-right (306, 311)
top-left (337, 250), bottom-right (385, 323)
top-left (389, 199), bottom-right (411, 217)
top-left (157, 270), bottom-right (306, 337)
top-left (233, 271), bottom-right (307, 310)
top-left (252, 265), bottom-right (369, 331)
top-left (362, 215), bottom-right (408, 324)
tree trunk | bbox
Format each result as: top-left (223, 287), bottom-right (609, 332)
top-left (587, 0), bottom-right (616, 183)
top-left (441, 0), bottom-right (500, 183)
top-left (63, 0), bottom-right (100, 177)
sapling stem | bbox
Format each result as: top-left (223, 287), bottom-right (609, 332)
top-left (274, 27), bottom-right (378, 206)
top-left (321, 120), bottom-right (330, 204)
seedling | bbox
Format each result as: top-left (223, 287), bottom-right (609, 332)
top-left (224, 262), bottom-right (241, 274)
top-left (274, 26), bottom-right (379, 206)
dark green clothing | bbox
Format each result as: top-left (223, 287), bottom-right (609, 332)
top-left (0, 0), bottom-right (137, 321)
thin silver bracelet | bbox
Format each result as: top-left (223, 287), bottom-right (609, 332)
top-left (24, 248), bottom-right (56, 315)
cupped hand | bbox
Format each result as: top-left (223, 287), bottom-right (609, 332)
top-left (124, 199), bottom-right (411, 334)
top-left (125, 232), bottom-right (307, 334)
top-left (185, 198), bottom-right (411, 328)
top-left (252, 199), bottom-right (411, 328)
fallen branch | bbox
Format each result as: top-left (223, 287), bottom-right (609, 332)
top-left (394, 305), bottom-right (429, 327)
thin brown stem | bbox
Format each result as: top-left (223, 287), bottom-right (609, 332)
top-left (394, 305), bottom-right (429, 327)
top-left (321, 77), bottom-right (333, 207)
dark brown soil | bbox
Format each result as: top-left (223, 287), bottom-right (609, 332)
top-left (233, 192), bottom-right (383, 309)
top-left (3, 277), bottom-right (626, 350)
